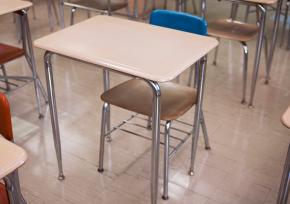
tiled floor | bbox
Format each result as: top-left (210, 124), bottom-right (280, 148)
top-left (1, 0), bottom-right (290, 203)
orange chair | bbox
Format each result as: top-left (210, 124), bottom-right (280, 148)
top-left (0, 93), bottom-right (27, 204)
top-left (0, 183), bottom-right (9, 204)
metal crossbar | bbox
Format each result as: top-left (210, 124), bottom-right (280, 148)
top-left (106, 114), bottom-right (194, 159)
top-left (0, 76), bottom-right (33, 93)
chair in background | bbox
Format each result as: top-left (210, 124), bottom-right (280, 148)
top-left (163, 0), bottom-right (197, 14)
top-left (63, 0), bottom-right (129, 25)
top-left (204, 2), bottom-right (261, 104)
top-left (98, 10), bottom-right (210, 200)
top-left (0, 93), bottom-right (27, 204)
top-left (0, 42), bottom-right (47, 118)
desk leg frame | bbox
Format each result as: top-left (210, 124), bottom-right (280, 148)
top-left (4, 170), bottom-right (27, 204)
top-left (189, 56), bottom-right (207, 175)
top-left (146, 80), bottom-right (161, 204)
top-left (248, 4), bottom-right (266, 107)
top-left (277, 144), bottom-right (290, 204)
top-left (44, 51), bottom-right (65, 180)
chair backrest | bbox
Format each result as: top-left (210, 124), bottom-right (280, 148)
top-left (0, 93), bottom-right (13, 141)
top-left (149, 10), bottom-right (207, 36)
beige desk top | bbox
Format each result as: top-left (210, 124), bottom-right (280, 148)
top-left (282, 106), bottom-right (290, 129)
top-left (0, 0), bottom-right (32, 16)
top-left (0, 136), bottom-right (27, 179)
top-left (34, 16), bottom-right (218, 82)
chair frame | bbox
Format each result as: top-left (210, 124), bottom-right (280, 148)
top-left (63, 0), bottom-right (130, 25)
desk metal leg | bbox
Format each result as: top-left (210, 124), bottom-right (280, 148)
top-left (277, 144), bottom-right (290, 204)
top-left (248, 5), bottom-right (266, 107)
top-left (4, 170), bottom-right (27, 204)
top-left (44, 51), bottom-right (65, 180)
top-left (146, 80), bottom-right (161, 204)
top-left (265, 0), bottom-right (283, 83)
top-left (189, 56), bottom-right (207, 175)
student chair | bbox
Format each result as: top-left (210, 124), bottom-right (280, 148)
top-left (204, 1), bottom-right (261, 104)
top-left (63, 0), bottom-right (129, 25)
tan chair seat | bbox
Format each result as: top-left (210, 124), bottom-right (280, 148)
top-left (101, 79), bottom-right (197, 121)
top-left (0, 43), bottom-right (24, 65)
top-left (66, 0), bottom-right (128, 11)
top-left (208, 19), bottom-right (259, 42)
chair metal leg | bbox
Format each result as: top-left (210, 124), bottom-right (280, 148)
top-left (163, 0), bottom-right (167, 9)
top-left (265, 0), bottom-right (283, 84)
top-left (4, 170), bottom-right (27, 204)
top-left (230, 3), bottom-right (239, 20)
top-left (193, 60), bottom-right (200, 88)
top-left (47, 0), bottom-right (55, 31)
top-left (0, 65), bottom-right (10, 91)
top-left (277, 144), bottom-right (290, 204)
top-left (248, 5), bottom-right (266, 107)
top-left (59, 0), bottom-right (65, 28)
top-left (263, 35), bottom-right (268, 68)
top-left (192, 0), bottom-right (197, 14)
top-left (162, 121), bottom-right (171, 200)
top-left (245, 5), bottom-right (250, 22)
top-left (103, 70), bottom-right (112, 142)
top-left (187, 65), bottom-right (194, 86)
top-left (142, 0), bottom-right (148, 16)
top-left (20, 10), bottom-right (47, 118)
top-left (183, 0), bottom-right (187, 12)
top-left (98, 102), bottom-right (109, 173)
top-left (51, 0), bottom-right (60, 26)
top-left (200, 110), bottom-right (210, 150)
top-left (287, 26), bottom-right (290, 50)
top-left (147, 117), bottom-right (152, 129)
top-left (70, 7), bottom-right (76, 25)
top-left (213, 38), bottom-right (220, 66)
top-left (189, 57), bottom-right (207, 176)
top-left (280, 0), bottom-right (289, 47)
top-left (241, 42), bottom-right (248, 104)
top-left (176, 0), bottom-right (181, 11)
top-left (152, 0), bottom-right (156, 10)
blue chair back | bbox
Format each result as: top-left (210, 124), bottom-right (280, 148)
top-left (149, 10), bottom-right (207, 36)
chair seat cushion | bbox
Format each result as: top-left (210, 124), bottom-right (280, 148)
top-left (208, 19), bottom-right (259, 42)
top-left (0, 182), bottom-right (9, 204)
top-left (101, 79), bottom-right (197, 121)
top-left (66, 0), bottom-right (128, 11)
top-left (0, 43), bottom-right (25, 65)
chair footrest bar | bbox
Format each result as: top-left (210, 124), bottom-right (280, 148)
top-left (106, 114), bottom-right (194, 159)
